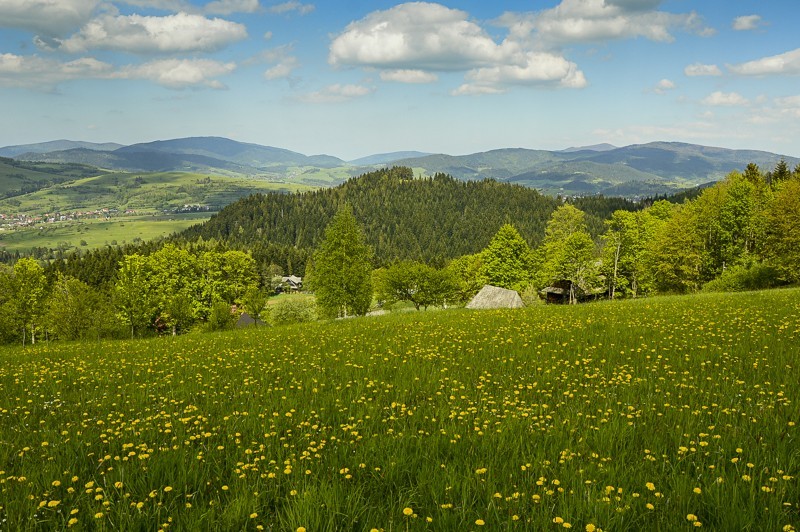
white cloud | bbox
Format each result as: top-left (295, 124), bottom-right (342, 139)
top-left (299, 83), bottom-right (373, 103)
top-left (456, 52), bottom-right (586, 94)
top-left (265, 57), bottom-right (299, 80)
top-left (380, 69), bottom-right (438, 83)
top-left (498, 0), bottom-right (713, 47)
top-left (57, 13), bottom-right (247, 53)
top-left (268, 1), bottom-right (314, 15)
top-left (114, 58), bottom-right (235, 89)
top-left (330, 3), bottom-right (516, 71)
top-left (732, 15), bottom-right (763, 31)
top-left (653, 78), bottom-right (675, 93)
top-left (0, 53), bottom-right (234, 90)
top-left (702, 91), bottom-right (749, 106)
top-left (774, 95), bottom-right (800, 118)
top-left (204, 0), bottom-right (260, 15)
top-left (0, 0), bottom-right (102, 37)
top-left (0, 53), bottom-right (113, 89)
top-left (684, 63), bottom-right (722, 76)
top-left (56, 12), bottom-right (247, 54)
top-left (330, 3), bottom-right (584, 93)
top-left (727, 48), bottom-right (800, 76)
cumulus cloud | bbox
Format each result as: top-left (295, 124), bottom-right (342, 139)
top-left (774, 95), bottom-right (800, 118)
top-left (204, 0), bottom-right (260, 15)
top-left (330, 3), bottom-right (515, 71)
top-left (299, 83), bottom-right (373, 103)
top-left (265, 57), bottom-right (299, 79)
top-left (702, 91), bottom-right (749, 106)
top-left (0, 0), bottom-right (102, 37)
top-left (329, 2), bottom-right (715, 95)
top-left (0, 53), bottom-right (113, 89)
top-left (268, 1), bottom-right (314, 15)
top-left (454, 52), bottom-right (587, 95)
top-left (727, 48), bottom-right (800, 76)
top-left (114, 58), bottom-right (236, 89)
top-left (0, 52), bottom-right (234, 90)
top-left (732, 15), bottom-right (763, 31)
top-left (653, 78), bottom-right (675, 93)
top-left (55, 12), bottom-right (247, 54)
top-left (684, 63), bottom-right (722, 76)
top-left (53, 13), bottom-right (247, 53)
top-left (498, 0), bottom-right (713, 47)
top-left (380, 69), bottom-right (438, 83)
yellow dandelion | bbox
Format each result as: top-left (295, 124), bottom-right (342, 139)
top-left (586, 525), bottom-right (597, 532)
top-left (164, 486), bottom-right (173, 492)
top-left (403, 507), bottom-right (414, 516)
top-left (687, 514), bottom-right (698, 522)
top-left (554, 517), bottom-right (564, 524)
top-left (693, 487), bottom-right (702, 494)
top-left (67, 518), bottom-right (78, 527)
top-left (94, 512), bottom-right (104, 519)
top-left (249, 513), bottom-right (258, 519)
top-left (475, 519), bottom-right (485, 526)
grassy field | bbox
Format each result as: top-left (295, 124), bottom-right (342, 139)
top-left (0, 290), bottom-right (798, 530)
top-left (0, 171), bottom-right (316, 216)
top-left (0, 214), bottom-right (211, 252)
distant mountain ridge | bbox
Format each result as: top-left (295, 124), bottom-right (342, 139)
top-left (2, 137), bottom-right (797, 198)
top-left (0, 140), bottom-right (124, 158)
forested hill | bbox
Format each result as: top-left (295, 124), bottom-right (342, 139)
top-left (176, 167), bottom-right (635, 274)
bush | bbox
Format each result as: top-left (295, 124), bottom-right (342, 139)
top-left (702, 262), bottom-right (786, 293)
top-left (269, 296), bottom-right (317, 326)
top-left (205, 300), bottom-right (236, 331)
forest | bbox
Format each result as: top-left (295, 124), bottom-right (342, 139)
top-left (0, 161), bottom-right (798, 345)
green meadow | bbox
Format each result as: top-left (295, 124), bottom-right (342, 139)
top-left (0, 289), bottom-right (798, 531)
top-left (0, 214), bottom-right (211, 253)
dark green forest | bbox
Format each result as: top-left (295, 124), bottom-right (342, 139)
top-left (46, 168), bottom-right (636, 286)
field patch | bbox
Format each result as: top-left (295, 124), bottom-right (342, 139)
top-left (0, 290), bottom-right (798, 530)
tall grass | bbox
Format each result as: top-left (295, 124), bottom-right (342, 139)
top-left (0, 289), bottom-right (798, 530)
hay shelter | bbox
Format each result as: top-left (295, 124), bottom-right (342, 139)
top-left (465, 285), bottom-right (524, 310)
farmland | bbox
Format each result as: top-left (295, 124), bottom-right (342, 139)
top-left (0, 289), bottom-right (798, 530)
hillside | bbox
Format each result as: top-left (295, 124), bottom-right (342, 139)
top-left (0, 157), bottom-right (102, 200)
top-left (393, 142), bottom-right (800, 196)
top-left (15, 137), bottom-right (348, 175)
top-left (5, 136), bottom-right (797, 198)
top-left (175, 167), bottom-right (636, 276)
top-left (0, 140), bottom-right (123, 158)
top-left (1, 288), bottom-right (797, 529)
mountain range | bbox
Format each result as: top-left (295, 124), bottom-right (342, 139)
top-left (2, 137), bottom-right (797, 198)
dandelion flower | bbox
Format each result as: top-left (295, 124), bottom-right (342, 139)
top-left (475, 519), bottom-right (485, 526)
top-left (403, 507), bottom-right (413, 516)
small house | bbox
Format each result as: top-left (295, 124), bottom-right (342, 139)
top-left (236, 312), bottom-right (265, 328)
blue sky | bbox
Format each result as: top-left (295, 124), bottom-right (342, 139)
top-left (1, 0), bottom-right (798, 160)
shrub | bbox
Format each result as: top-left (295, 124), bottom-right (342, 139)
top-left (270, 297), bottom-right (317, 326)
top-left (702, 262), bottom-right (785, 293)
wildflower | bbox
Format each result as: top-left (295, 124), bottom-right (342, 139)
top-left (693, 487), bottom-right (702, 494)
top-left (164, 486), bottom-right (173, 492)
top-left (554, 517), bottom-right (564, 524)
top-left (94, 512), bottom-right (104, 519)
top-left (645, 482), bottom-right (655, 491)
top-left (646, 503), bottom-right (655, 510)
top-left (475, 519), bottom-right (485, 526)
top-left (687, 514), bottom-right (698, 522)
top-left (250, 513), bottom-right (258, 519)
top-left (68, 518), bottom-right (78, 527)
top-left (586, 525), bottom-right (597, 532)
top-left (403, 507), bottom-right (413, 516)
top-left (297, 528), bottom-right (306, 532)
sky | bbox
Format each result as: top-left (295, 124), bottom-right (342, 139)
top-left (1, 0), bottom-right (798, 161)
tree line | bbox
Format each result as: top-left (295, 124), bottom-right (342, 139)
top-left (1, 162), bottom-right (797, 344)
